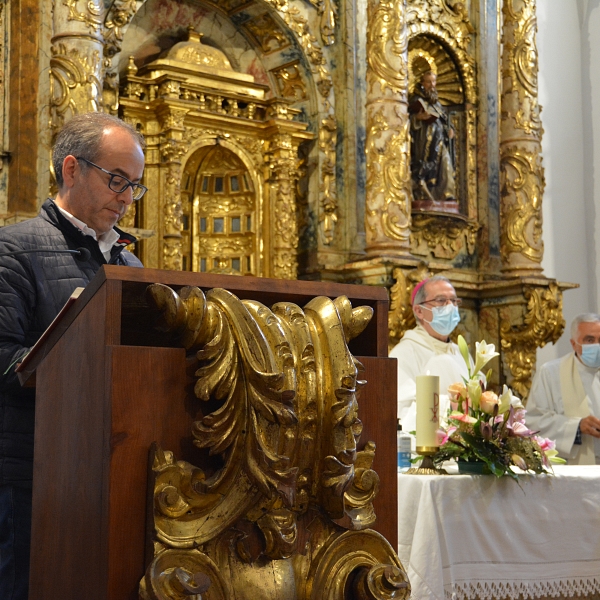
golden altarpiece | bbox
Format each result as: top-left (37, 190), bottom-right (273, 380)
top-left (0, 0), bottom-right (574, 597)
top-left (0, 0), bottom-right (571, 398)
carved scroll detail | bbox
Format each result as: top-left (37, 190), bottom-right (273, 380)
top-left (141, 284), bottom-right (408, 598)
top-left (500, 283), bottom-right (564, 399)
top-left (500, 0), bottom-right (544, 273)
top-left (364, 0), bottom-right (412, 254)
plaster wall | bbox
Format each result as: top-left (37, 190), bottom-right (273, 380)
top-left (536, 0), bottom-right (599, 364)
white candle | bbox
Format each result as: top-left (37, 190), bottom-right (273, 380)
top-left (416, 374), bottom-right (440, 448)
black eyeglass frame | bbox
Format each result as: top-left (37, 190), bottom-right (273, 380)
top-left (76, 156), bottom-right (148, 200)
top-left (419, 296), bottom-right (463, 307)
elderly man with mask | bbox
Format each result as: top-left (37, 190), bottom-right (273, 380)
top-left (527, 313), bottom-right (600, 464)
top-left (390, 275), bottom-right (468, 443)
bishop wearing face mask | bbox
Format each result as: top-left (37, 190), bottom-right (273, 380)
top-left (390, 275), bottom-right (471, 447)
top-left (527, 313), bottom-right (600, 464)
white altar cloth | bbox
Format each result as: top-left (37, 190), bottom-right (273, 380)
top-left (397, 465), bottom-right (600, 599)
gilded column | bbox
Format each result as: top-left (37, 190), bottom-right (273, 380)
top-left (499, 0), bottom-right (544, 275)
top-left (50, 0), bottom-right (104, 136)
top-left (266, 131), bottom-right (299, 279)
top-left (159, 108), bottom-right (189, 271)
top-left (364, 0), bottom-right (412, 257)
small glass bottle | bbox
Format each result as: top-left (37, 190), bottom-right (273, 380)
top-left (397, 418), bottom-right (411, 473)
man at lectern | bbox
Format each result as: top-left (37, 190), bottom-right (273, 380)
top-left (527, 313), bottom-right (600, 464)
top-left (390, 276), bottom-right (469, 446)
top-left (0, 113), bottom-right (146, 599)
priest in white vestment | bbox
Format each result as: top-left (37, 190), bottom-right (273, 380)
top-left (527, 313), bottom-right (600, 464)
top-left (390, 276), bottom-right (469, 447)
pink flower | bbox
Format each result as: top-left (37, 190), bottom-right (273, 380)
top-left (480, 391), bottom-right (499, 414)
top-left (448, 383), bottom-right (467, 400)
top-left (449, 411), bottom-right (477, 424)
top-left (437, 425), bottom-right (457, 446)
top-left (512, 408), bottom-right (527, 424)
top-left (535, 436), bottom-right (555, 452)
top-left (510, 421), bottom-right (533, 437)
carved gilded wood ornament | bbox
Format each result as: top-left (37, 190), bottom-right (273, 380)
top-left (140, 284), bottom-right (410, 599)
top-left (119, 29), bottom-right (312, 277)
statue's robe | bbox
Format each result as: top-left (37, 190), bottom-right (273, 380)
top-left (408, 93), bottom-right (456, 202)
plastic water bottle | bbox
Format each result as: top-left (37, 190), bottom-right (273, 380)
top-left (397, 419), bottom-right (411, 473)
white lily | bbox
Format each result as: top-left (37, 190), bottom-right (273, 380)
top-left (457, 335), bottom-right (471, 374)
top-left (498, 384), bottom-right (513, 414)
top-left (473, 340), bottom-right (499, 375)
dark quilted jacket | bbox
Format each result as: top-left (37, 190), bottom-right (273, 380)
top-left (0, 198), bottom-right (142, 486)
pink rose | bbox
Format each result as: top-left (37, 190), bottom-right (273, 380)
top-left (448, 383), bottom-right (467, 400)
top-left (480, 391), bottom-right (499, 414)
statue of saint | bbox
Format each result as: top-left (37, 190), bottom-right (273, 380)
top-left (409, 71), bottom-right (456, 203)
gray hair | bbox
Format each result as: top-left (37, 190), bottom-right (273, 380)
top-left (571, 313), bottom-right (600, 340)
top-left (52, 112), bottom-right (145, 188)
top-left (412, 275), bottom-right (453, 306)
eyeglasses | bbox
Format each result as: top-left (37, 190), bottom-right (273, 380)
top-left (76, 157), bottom-right (148, 200)
top-left (420, 296), bottom-right (462, 307)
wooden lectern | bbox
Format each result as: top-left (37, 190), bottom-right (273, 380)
top-left (22, 266), bottom-right (397, 599)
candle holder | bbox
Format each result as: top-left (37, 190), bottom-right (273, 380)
top-left (405, 446), bottom-right (447, 475)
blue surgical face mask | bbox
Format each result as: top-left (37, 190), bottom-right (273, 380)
top-left (426, 303), bottom-right (461, 337)
top-left (580, 343), bottom-right (600, 369)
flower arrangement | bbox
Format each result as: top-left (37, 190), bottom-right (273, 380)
top-left (432, 335), bottom-right (565, 479)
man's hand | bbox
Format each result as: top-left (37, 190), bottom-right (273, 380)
top-left (579, 415), bottom-right (600, 438)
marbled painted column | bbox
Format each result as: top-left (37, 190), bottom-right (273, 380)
top-left (364, 0), bottom-right (412, 257)
top-left (499, 0), bottom-right (544, 275)
top-left (50, 0), bottom-right (104, 135)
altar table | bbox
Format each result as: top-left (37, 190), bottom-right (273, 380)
top-left (397, 465), bottom-right (600, 600)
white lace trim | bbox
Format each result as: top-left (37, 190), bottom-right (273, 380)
top-left (445, 578), bottom-right (600, 599)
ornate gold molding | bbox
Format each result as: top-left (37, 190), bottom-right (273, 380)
top-left (267, 133), bottom-right (300, 278)
top-left (261, 0), bottom-right (334, 100)
top-left (319, 115), bottom-right (338, 245)
top-left (364, 0), bottom-right (412, 256)
top-left (410, 213), bottom-right (480, 259)
top-left (271, 61), bottom-right (308, 101)
top-left (500, 0), bottom-right (544, 274)
top-left (368, 0), bottom-right (408, 95)
top-left (49, 42), bottom-right (103, 133)
top-left (499, 148), bottom-right (544, 263)
top-left (159, 110), bottom-right (189, 271)
top-left (500, 282), bottom-right (564, 399)
top-left (62, 0), bottom-right (102, 32)
top-left (306, 0), bottom-right (337, 46)
top-left (388, 261), bottom-right (431, 347)
top-left (139, 284), bottom-right (410, 599)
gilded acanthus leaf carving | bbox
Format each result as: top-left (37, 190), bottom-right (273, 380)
top-left (141, 283), bottom-right (408, 598)
top-left (500, 147), bottom-right (544, 262)
top-left (500, 0), bottom-right (545, 272)
top-left (500, 283), bottom-right (565, 400)
top-left (49, 43), bottom-right (103, 133)
top-left (365, 107), bottom-right (411, 243)
top-left (318, 115), bottom-right (338, 245)
top-left (366, 0), bottom-right (407, 94)
top-left (503, 0), bottom-right (542, 134)
top-left (410, 214), bottom-right (480, 259)
top-left (62, 0), bottom-right (102, 31)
